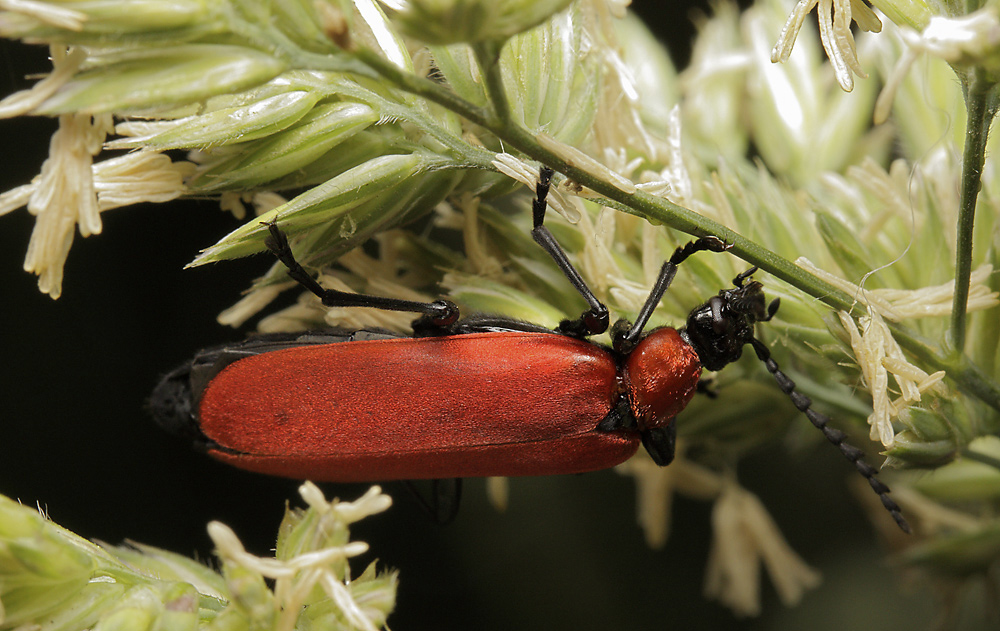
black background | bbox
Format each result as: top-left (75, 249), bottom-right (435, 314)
top-left (0, 3), bottom-right (947, 630)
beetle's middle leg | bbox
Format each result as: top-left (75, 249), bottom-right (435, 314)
top-left (530, 166), bottom-right (610, 338)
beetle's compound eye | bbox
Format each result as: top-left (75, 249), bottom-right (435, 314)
top-left (709, 296), bottom-right (728, 335)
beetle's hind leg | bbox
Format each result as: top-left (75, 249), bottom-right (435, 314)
top-left (263, 220), bottom-right (460, 332)
top-left (402, 478), bottom-right (463, 525)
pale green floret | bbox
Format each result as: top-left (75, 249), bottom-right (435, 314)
top-left (0, 485), bottom-right (396, 631)
top-left (868, 0), bottom-right (933, 31)
top-left (184, 102), bottom-right (382, 191)
top-left (109, 91), bottom-right (325, 150)
top-left (495, 6), bottom-right (600, 144)
top-left (386, 0), bottom-right (574, 45)
top-left (36, 46), bottom-right (289, 115)
top-left (914, 437), bottom-right (1000, 500)
top-left (748, 0), bottom-right (883, 183)
top-left (679, 1), bottom-right (745, 165)
top-left (190, 153), bottom-right (451, 264)
top-left (902, 523), bottom-right (1000, 576)
top-left (0, 0), bottom-right (215, 39)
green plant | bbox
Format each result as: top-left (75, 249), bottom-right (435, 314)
top-left (2, 0), bottom-right (1000, 625)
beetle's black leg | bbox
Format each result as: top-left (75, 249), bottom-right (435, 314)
top-left (614, 237), bottom-right (729, 353)
top-left (696, 378), bottom-right (719, 399)
top-left (749, 338), bottom-right (912, 533)
top-left (733, 266), bottom-right (758, 287)
top-left (641, 424), bottom-right (676, 466)
top-left (263, 220), bottom-right (459, 331)
top-left (530, 167), bottom-right (610, 337)
top-left (402, 478), bottom-right (463, 525)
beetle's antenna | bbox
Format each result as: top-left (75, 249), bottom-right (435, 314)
top-left (747, 337), bottom-right (911, 533)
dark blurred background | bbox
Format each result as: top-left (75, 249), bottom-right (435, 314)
top-left (0, 2), bottom-right (946, 630)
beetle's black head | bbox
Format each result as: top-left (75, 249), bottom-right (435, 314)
top-left (681, 268), bottom-right (779, 371)
top-left (678, 268), bottom-right (912, 533)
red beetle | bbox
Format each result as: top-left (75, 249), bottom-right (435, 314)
top-left (151, 167), bottom-right (909, 532)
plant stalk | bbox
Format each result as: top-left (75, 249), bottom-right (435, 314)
top-left (951, 68), bottom-right (999, 353)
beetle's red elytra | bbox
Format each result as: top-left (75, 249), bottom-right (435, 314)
top-left (151, 165), bottom-right (910, 532)
top-left (193, 329), bottom-right (698, 481)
